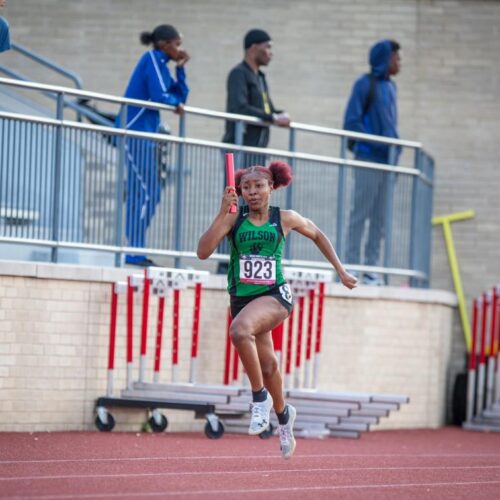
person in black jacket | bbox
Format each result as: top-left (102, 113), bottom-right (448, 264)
top-left (217, 29), bottom-right (290, 273)
top-left (222, 29), bottom-right (290, 166)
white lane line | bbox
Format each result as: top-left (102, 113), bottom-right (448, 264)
top-left (1, 465), bottom-right (500, 481)
top-left (5, 479), bottom-right (500, 499)
top-left (1, 452), bottom-right (500, 465)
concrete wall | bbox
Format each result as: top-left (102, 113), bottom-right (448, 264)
top-left (0, 262), bottom-right (456, 432)
top-left (2, 0), bottom-right (498, 313)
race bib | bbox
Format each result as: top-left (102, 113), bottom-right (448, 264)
top-left (239, 255), bottom-right (276, 285)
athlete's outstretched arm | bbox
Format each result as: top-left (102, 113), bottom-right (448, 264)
top-left (197, 187), bottom-right (239, 260)
top-left (281, 210), bottom-right (357, 289)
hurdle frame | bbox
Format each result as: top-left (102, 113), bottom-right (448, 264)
top-left (463, 284), bottom-right (500, 432)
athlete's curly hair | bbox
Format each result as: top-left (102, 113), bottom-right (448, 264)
top-left (234, 160), bottom-right (293, 196)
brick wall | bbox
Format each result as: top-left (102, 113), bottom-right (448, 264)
top-left (0, 262), bottom-right (455, 432)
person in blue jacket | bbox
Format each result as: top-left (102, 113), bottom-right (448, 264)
top-left (118, 24), bottom-right (190, 266)
top-left (343, 39), bottom-right (401, 285)
top-left (0, 0), bottom-right (11, 53)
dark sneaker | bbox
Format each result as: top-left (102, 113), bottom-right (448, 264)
top-left (125, 255), bottom-right (158, 267)
top-left (362, 272), bottom-right (384, 286)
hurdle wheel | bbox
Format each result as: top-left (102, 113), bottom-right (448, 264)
top-left (204, 419), bottom-right (224, 439)
top-left (95, 413), bottom-right (115, 432)
top-left (259, 423), bottom-right (274, 440)
top-left (148, 414), bottom-right (168, 433)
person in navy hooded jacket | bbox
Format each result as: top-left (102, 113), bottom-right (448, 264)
top-left (118, 24), bottom-right (189, 266)
top-left (343, 39), bottom-right (401, 285)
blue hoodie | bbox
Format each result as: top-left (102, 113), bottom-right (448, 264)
top-left (343, 39), bottom-right (399, 162)
top-left (117, 49), bottom-right (189, 133)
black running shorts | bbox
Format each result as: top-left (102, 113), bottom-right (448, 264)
top-left (230, 283), bottom-right (293, 319)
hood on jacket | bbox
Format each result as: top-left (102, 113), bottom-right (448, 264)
top-left (369, 39), bottom-right (394, 78)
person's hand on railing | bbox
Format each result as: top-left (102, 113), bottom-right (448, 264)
top-left (176, 49), bottom-right (190, 68)
top-left (174, 103), bottom-right (185, 115)
top-left (272, 112), bottom-right (291, 127)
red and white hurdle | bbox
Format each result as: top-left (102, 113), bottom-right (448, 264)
top-left (463, 284), bottom-right (500, 431)
top-left (282, 268), bottom-right (332, 390)
top-left (221, 267), bottom-right (331, 391)
top-left (106, 268), bottom-right (209, 395)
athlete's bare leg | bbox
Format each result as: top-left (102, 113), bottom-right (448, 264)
top-left (255, 331), bottom-right (286, 413)
top-left (229, 295), bottom-right (288, 412)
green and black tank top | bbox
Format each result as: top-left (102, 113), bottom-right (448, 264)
top-left (227, 206), bottom-right (286, 297)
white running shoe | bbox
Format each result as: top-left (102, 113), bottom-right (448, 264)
top-left (248, 393), bottom-right (273, 435)
top-left (278, 404), bottom-right (296, 460)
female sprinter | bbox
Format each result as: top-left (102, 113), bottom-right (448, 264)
top-left (197, 161), bottom-right (357, 459)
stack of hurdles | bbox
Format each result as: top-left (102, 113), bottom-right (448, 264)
top-left (107, 266), bottom-right (408, 439)
top-left (124, 382), bottom-right (408, 439)
top-left (463, 285), bottom-right (500, 432)
top-left (218, 388), bottom-right (409, 439)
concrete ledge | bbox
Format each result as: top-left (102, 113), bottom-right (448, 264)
top-left (327, 282), bottom-right (457, 307)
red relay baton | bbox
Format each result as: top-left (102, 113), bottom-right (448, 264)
top-left (225, 153), bottom-right (237, 214)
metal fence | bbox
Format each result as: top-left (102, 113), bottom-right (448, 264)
top-left (0, 77), bottom-right (434, 286)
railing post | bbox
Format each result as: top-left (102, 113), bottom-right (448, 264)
top-left (51, 93), bottom-right (64, 263)
top-left (382, 145), bottom-right (398, 284)
top-left (114, 106), bottom-right (127, 267)
top-left (424, 155), bottom-right (435, 288)
top-left (234, 120), bottom-right (244, 168)
top-left (285, 127), bottom-right (296, 260)
top-left (409, 148), bottom-right (422, 287)
top-left (336, 136), bottom-right (348, 262)
top-left (174, 113), bottom-right (186, 268)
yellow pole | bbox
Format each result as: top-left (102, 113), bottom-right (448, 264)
top-left (432, 210), bottom-right (475, 352)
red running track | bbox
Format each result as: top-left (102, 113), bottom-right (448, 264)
top-left (1, 427), bottom-right (500, 499)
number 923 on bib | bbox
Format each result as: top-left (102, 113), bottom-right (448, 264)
top-left (239, 254), bottom-right (276, 285)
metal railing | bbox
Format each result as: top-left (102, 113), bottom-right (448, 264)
top-left (0, 77), bottom-right (434, 286)
top-left (5, 43), bottom-right (83, 89)
top-left (0, 44), bottom-right (117, 126)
